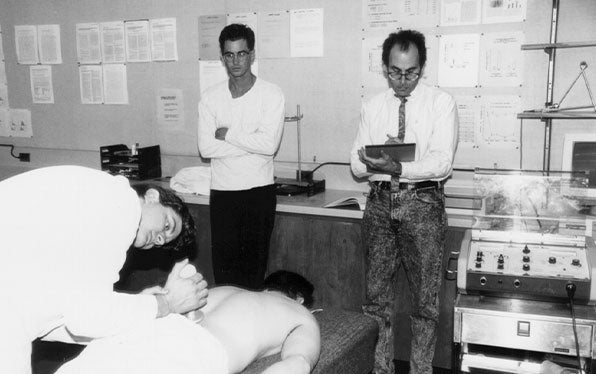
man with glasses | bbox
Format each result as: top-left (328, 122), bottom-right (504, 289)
top-left (350, 30), bottom-right (458, 374)
top-left (198, 24), bottom-right (285, 289)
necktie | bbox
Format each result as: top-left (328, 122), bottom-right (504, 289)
top-left (396, 95), bottom-right (407, 143)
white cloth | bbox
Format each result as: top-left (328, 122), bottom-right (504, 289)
top-left (0, 166), bottom-right (158, 374)
top-left (55, 314), bottom-right (228, 374)
top-left (350, 82), bottom-right (459, 182)
top-left (170, 166), bottom-right (212, 195)
top-left (198, 77), bottom-right (285, 191)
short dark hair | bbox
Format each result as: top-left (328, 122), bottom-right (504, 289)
top-left (131, 184), bottom-right (195, 252)
top-left (382, 29), bottom-right (427, 69)
top-left (262, 270), bottom-right (315, 308)
top-left (219, 23), bottom-right (255, 53)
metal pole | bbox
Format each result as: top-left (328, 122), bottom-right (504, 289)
top-left (296, 105), bottom-right (302, 184)
top-left (543, 0), bottom-right (560, 173)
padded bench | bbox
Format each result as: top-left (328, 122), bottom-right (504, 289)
top-left (242, 308), bottom-right (378, 374)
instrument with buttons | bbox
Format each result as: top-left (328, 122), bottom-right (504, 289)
top-left (457, 230), bottom-right (596, 304)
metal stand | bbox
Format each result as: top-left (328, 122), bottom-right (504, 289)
top-left (284, 105), bottom-right (304, 184)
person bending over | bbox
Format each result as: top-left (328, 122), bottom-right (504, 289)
top-left (0, 165), bottom-right (208, 374)
top-left (56, 270), bottom-right (321, 374)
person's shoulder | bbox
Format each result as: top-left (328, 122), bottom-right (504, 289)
top-left (255, 78), bottom-right (284, 96)
top-left (419, 82), bottom-right (454, 101)
top-left (201, 80), bottom-right (229, 101)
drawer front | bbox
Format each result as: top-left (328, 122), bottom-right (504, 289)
top-left (461, 313), bottom-right (593, 356)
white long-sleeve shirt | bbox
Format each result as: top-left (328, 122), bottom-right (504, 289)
top-left (350, 82), bottom-right (458, 183)
top-left (0, 166), bottom-right (157, 350)
top-left (198, 78), bottom-right (285, 191)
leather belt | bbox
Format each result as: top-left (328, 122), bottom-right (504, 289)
top-left (371, 180), bottom-right (443, 191)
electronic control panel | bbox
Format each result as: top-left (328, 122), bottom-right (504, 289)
top-left (457, 230), bottom-right (596, 304)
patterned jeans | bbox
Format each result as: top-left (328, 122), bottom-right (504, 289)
top-left (362, 183), bottom-right (447, 374)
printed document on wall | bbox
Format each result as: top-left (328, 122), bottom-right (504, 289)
top-left (101, 21), bottom-right (126, 63)
top-left (125, 20), bottom-right (151, 63)
top-left (37, 24), bottom-right (62, 64)
top-left (479, 95), bottom-right (521, 145)
top-left (437, 33), bottom-right (479, 87)
top-left (79, 65), bottom-right (103, 104)
top-left (15, 25), bottom-right (39, 64)
top-left (290, 8), bottom-right (324, 58)
top-left (0, 84), bottom-right (8, 108)
top-left (440, 0), bottom-right (481, 26)
top-left (258, 11), bottom-right (290, 59)
top-left (30, 65), bottom-right (54, 104)
top-left (76, 23), bottom-right (101, 64)
top-left (479, 31), bottom-right (523, 87)
top-left (362, 0), bottom-right (399, 32)
top-left (150, 18), bottom-right (178, 61)
top-left (454, 95), bottom-right (480, 145)
top-left (102, 64), bottom-right (128, 104)
top-left (9, 109), bottom-right (32, 137)
top-left (157, 88), bottom-right (184, 131)
top-left (0, 108), bottom-right (9, 137)
top-left (198, 15), bottom-right (226, 60)
top-left (397, 0), bottom-right (439, 28)
top-left (482, 0), bottom-right (526, 24)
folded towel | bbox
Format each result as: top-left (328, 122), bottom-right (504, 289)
top-left (170, 167), bottom-right (211, 196)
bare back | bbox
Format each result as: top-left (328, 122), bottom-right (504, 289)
top-left (199, 286), bottom-right (320, 373)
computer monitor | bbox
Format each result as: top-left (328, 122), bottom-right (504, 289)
top-left (561, 133), bottom-right (596, 199)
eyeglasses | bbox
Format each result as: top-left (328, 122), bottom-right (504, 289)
top-left (222, 50), bottom-right (251, 62)
top-left (387, 70), bottom-right (420, 82)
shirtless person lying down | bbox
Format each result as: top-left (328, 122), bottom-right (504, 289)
top-left (55, 270), bottom-right (321, 374)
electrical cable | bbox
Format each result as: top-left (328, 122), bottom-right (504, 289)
top-left (0, 143), bottom-right (21, 159)
top-left (566, 283), bottom-right (584, 374)
top-left (309, 161), bottom-right (350, 175)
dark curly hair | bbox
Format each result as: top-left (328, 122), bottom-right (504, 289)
top-left (219, 23), bottom-right (255, 53)
top-left (131, 184), bottom-right (195, 252)
top-left (262, 270), bottom-right (314, 308)
top-left (382, 29), bottom-right (427, 69)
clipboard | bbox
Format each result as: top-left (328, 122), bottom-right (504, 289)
top-left (364, 143), bottom-right (416, 162)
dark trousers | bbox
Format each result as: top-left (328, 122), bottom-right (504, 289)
top-left (210, 184), bottom-right (277, 289)
top-left (362, 184), bottom-right (447, 374)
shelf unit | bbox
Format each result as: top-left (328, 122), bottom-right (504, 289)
top-left (516, 0), bottom-right (596, 172)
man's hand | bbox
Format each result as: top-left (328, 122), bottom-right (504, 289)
top-left (357, 147), bottom-right (401, 175)
top-left (385, 133), bottom-right (402, 144)
top-left (157, 259), bottom-right (208, 317)
top-left (215, 127), bottom-right (228, 140)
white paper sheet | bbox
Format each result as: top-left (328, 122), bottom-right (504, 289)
top-left (437, 33), bottom-right (480, 87)
top-left (398, 0), bottom-right (439, 28)
top-left (198, 15), bottom-right (226, 61)
top-left (199, 60), bottom-right (228, 94)
top-left (0, 108), bottom-right (9, 137)
top-left (362, 0), bottom-right (399, 31)
top-left (258, 11), bottom-right (290, 59)
top-left (15, 25), bottom-right (39, 64)
top-left (0, 84), bottom-right (8, 108)
top-left (125, 20), bottom-right (151, 63)
top-left (101, 21), bottom-right (126, 63)
top-left (361, 35), bottom-right (386, 91)
top-left (157, 88), bottom-right (184, 131)
top-left (440, 0), bottom-right (481, 26)
top-left (76, 23), bottom-right (101, 64)
top-left (0, 26), bottom-right (4, 61)
top-left (102, 64), bottom-right (128, 105)
top-left (479, 31), bottom-right (524, 87)
top-left (9, 109), bottom-right (32, 137)
top-left (30, 65), bottom-right (54, 104)
top-left (150, 18), bottom-right (178, 61)
top-left (454, 95), bottom-right (480, 144)
top-left (37, 24), bottom-right (62, 64)
top-left (79, 65), bottom-right (103, 104)
top-left (0, 60), bottom-right (6, 85)
top-left (482, 0), bottom-right (527, 24)
top-left (479, 95), bottom-right (521, 145)
top-left (290, 8), bottom-right (324, 58)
